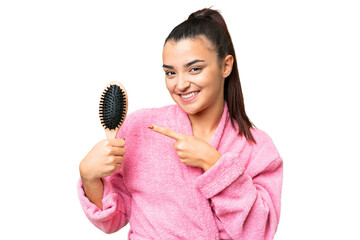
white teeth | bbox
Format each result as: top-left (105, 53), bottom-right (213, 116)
top-left (181, 91), bottom-right (198, 99)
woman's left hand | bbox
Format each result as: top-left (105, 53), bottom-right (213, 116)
top-left (149, 124), bottom-right (222, 171)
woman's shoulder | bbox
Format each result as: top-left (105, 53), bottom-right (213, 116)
top-left (250, 128), bottom-right (274, 144)
top-left (248, 127), bottom-right (281, 160)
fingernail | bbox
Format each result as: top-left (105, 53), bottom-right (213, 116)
top-left (148, 125), bottom-right (154, 129)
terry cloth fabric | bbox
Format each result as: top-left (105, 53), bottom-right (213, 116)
top-left (78, 102), bottom-right (283, 240)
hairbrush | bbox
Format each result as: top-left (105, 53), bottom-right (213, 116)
top-left (99, 81), bottom-right (128, 139)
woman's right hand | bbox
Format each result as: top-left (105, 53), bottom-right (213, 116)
top-left (79, 138), bottom-right (126, 183)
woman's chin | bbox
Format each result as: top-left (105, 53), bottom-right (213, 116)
top-left (178, 103), bottom-right (203, 116)
top-left (172, 96), bottom-right (203, 115)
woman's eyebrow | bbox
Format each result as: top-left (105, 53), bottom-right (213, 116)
top-left (184, 59), bottom-right (205, 68)
top-left (162, 64), bottom-right (174, 69)
top-left (162, 59), bottom-right (205, 69)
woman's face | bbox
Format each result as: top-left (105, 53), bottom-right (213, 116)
top-left (162, 36), bottom-right (232, 116)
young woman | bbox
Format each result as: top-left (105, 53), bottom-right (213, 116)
top-left (78, 8), bottom-right (283, 240)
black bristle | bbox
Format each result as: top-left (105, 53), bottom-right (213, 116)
top-left (99, 84), bottom-right (126, 130)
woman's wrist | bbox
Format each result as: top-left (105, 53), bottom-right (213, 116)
top-left (202, 151), bottom-right (222, 172)
top-left (81, 176), bottom-right (102, 187)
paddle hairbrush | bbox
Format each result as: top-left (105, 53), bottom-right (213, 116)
top-left (99, 81), bottom-right (128, 139)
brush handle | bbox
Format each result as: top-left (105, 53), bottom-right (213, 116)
top-left (105, 128), bottom-right (119, 139)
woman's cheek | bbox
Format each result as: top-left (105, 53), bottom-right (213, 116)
top-left (165, 79), bottom-right (174, 93)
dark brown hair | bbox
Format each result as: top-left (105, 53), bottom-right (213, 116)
top-left (165, 8), bottom-right (256, 143)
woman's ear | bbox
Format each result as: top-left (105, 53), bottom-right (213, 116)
top-left (222, 55), bottom-right (234, 78)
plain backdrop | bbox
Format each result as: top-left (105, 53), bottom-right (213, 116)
top-left (1, 0), bottom-right (359, 239)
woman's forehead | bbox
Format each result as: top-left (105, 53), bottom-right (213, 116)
top-left (163, 36), bottom-right (216, 62)
top-left (164, 35), bottom-right (215, 50)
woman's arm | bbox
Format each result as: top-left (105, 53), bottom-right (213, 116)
top-left (81, 178), bottom-right (104, 210)
top-left (78, 126), bottom-right (131, 233)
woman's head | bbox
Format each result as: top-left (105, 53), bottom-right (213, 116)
top-left (163, 35), bottom-right (233, 117)
top-left (163, 8), bottom-right (256, 143)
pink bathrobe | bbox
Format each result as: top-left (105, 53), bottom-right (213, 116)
top-left (78, 102), bottom-right (283, 240)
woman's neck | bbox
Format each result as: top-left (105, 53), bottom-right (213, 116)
top-left (188, 98), bottom-right (224, 143)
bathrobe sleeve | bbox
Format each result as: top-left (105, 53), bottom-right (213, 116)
top-left (77, 170), bottom-right (132, 233)
top-left (195, 133), bottom-right (283, 240)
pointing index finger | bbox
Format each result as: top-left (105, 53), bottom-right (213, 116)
top-left (149, 124), bottom-right (183, 140)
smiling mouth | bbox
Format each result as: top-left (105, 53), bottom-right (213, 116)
top-left (180, 91), bottom-right (199, 99)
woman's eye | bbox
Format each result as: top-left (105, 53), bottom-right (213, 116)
top-left (190, 67), bottom-right (201, 72)
top-left (165, 71), bottom-right (176, 76)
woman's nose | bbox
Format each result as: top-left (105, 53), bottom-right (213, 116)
top-left (176, 74), bottom-right (190, 91)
